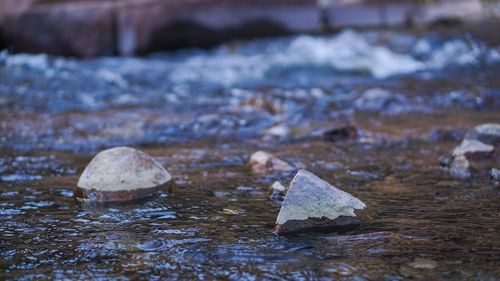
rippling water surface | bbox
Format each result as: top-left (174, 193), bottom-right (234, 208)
top-left (1, 29), bottom-right (500, 280)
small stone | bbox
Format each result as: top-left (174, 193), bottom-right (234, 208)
top-left (354, 88), bottom-right (394, 112)
top-left (270, 190), bottom-right (285, 202)
top-left (465, 123), bottom-right (500, 146)
top-left (265, 124), bottom-right (290, 139)
top-left (270, 181), bottom-right (286, 192)
top-left (248, 151), bottom-right (295, 174)
top-left (274, 169), bottom-right (366, 235)
top-left (408, 258), bottom-right (437, 269)
top-left (76, 146), bottom-right (172, 203)
top-left (240, 96), bottom-right (283, 115)
top-left (269, 181), bottom-right (286, 203)
top-left (491, 168), bottom-right (500, 185)
top-left (450, 155), bottom-right (472, 179)
top-left (448, 138), bottom-right (496, 179)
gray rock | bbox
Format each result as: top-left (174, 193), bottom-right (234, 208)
top-left (452, 139), bottom-right (494, 161)
top-left (354, 88), bottom-right (394, 112)
top-left (491, 168), bottom-right (500, 185)
top-left (448, 138), bottom-right (496, 179)
top-left (465, 123), bottom-right (500, 146)
top-left (450, 155), bottom-right (472, 179)
top-left (77, 146), bottom-right (172, 203)
top-left (248, 151), bottom-right (294, 174)
top-left (270, 181), bottom-right (286, 192)
top-left (269, 181), bottom-right (286, 203)
top-left (275, 169), bottom-right (366, 234)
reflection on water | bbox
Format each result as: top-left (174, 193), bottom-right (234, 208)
top-left (1, 29), bottom-right (500, 280)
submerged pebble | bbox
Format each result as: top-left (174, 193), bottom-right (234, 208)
top-left (76, 146), bottom-right (172, 203)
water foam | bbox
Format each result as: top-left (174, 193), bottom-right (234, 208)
top-left (165, 30), bottom-right (499, 85)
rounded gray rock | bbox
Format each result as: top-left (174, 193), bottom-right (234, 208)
top-left (77, 146), bottom-right (172, 203)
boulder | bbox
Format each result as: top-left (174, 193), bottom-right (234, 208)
top-left (275, 169), bottom-right (366, 235)
top-left (3, 2), bottom-right (115, 57)
top-left (76, 146), bottom-right (172, 203)
top-left (116, 0), bottom-right (320, 55)
top-left (248, 151), bottom-right (295, 174)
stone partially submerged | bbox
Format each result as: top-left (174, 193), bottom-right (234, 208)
top-left (248, 151), bottom-right (295, 174)
top-left (464, 123), bottom-right (500, 146)
top-left (77, 146), bottom-right (172, 203)
top-left (275, 169), bottom-right (366, 235)
top-left (447, 123), bottom-right (500, 179)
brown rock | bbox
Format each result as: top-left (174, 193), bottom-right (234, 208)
top-left (3, 2), bottom-right (116, 57)
top-left (318, 124), bottom-right (358, 142)
top-left (0, 0), bottom-right (33, 21)
top-left (116, 0), bottom-right (320, 55)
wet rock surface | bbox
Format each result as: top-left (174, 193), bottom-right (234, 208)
top-left (77, 147), bottom-right (171, 203)
top-left (275, 170), bottom-right (366, 235)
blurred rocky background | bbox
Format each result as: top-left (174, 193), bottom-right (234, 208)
top-left (1, 0), bottom-right (499, 57)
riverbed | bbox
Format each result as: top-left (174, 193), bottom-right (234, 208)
top-left (1, 29), bottom-right (500, 280)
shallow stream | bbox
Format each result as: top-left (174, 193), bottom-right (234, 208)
top-left (1, 29), bottom-right (500, 280)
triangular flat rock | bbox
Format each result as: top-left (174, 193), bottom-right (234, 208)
top-left (276, 169), bottom-right (366, 233)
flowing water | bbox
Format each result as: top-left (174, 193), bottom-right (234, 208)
top-left (1, 29), bottom-right (500, 280)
